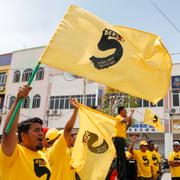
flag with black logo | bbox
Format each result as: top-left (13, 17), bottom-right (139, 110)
top-left (70, 104), bottom-right (116, 180)
top-left (144, 108), bottom-right (165, 132)
top-left (40, 5), bottom-right (172, 103)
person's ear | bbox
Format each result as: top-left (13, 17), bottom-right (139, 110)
top-left (21, 132), bottom-right (28, 141)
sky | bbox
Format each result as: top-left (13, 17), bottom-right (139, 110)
top-left (0, 0), bottom-right (180, 63)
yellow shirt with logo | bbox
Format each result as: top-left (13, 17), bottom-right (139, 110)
top-left (148, 150), bottom-right (161, 179)
top-left (133, 149), bottom-right (152, 178)
top-left (114, 115), bottom-right (127, 138)
top-left (46, 134), bottom-right (76, 180)
top-left (0, 144), bottom-right (51, 180)
top-left (168, 151), bottom-right (180, 177)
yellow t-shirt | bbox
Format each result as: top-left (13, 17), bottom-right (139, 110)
top-left (168, 151), bottom-right (180, 177)
top-left (133, 149), bottom-right (152, 178)
top-left (148, 150), bottom-right (161, 179)
top-left (126, 151), bottom-right (133, 160)
top-left (0, 144), bottom-right (51, 180)
top-left (114, 115), bottom-right (127, 138)
top-left (46, 134), bottom-right (76, 180)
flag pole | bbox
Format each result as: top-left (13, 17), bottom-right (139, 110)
top-left (5, 62), bottom-right (41, 134)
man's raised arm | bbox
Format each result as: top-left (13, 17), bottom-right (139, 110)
top-left (1, 85), bottom-right (31, 156)
top-left (64, 98), bottom-right (79, 142)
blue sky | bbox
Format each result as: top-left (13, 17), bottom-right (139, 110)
top-left (0, 0), bottom-right (180, 63)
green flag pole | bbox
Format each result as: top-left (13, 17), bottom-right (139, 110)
top-left (5, 62), bottom-right (41, 134)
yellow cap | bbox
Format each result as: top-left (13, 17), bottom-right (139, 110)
top-left (139, 140), bottom-right (148, 146)
top-left (59, 129), bottom-right (64, 135)
top-left (45, 128), bottom-right (61, 143)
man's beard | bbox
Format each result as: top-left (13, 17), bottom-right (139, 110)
top-left (36, 145), bottom-right (43, 150)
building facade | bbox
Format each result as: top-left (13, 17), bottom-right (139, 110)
top-left (0, 53), bottom-right (12, 127)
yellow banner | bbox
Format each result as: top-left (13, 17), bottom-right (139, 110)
top-left (40, 5), bottom-right (172, 103)
top-left (70, 104), bottom-right (116, 180)
top-left (144, 108), bottom-right (165, 132)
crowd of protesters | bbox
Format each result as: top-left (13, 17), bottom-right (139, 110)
top-left (0, 85), bottom-right (180, 180)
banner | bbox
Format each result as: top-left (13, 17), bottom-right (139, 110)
top-left (40, 5), bottom-right (172, 103)
top-left (144, 108), bottom-right (164, 132)
top-left (71, 104), bottom-right (116, 180)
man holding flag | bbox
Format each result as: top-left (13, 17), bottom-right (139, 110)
top-left (113, 106), bottom-right (134, 180)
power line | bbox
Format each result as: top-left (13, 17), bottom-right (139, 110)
top-left (171, 53), bottom-right (180, 56)
top-left (150, 0), bottom-right (180, 34)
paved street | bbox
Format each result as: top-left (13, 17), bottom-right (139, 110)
top-left (162, 173), bottom-right (171, 180)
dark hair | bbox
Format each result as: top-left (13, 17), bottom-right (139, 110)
top-left (18, 117), bottom-right (43, 143)
top-left (117, 106), bottom-right (125, 114)
top-left (147, 139), bottom-right (153, 144)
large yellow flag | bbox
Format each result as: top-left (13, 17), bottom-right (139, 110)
top-left (40, 5), bottom-right (172, 103)
top-left (70, 104), bottom-right (116, 180)
top-left (144, 108), bottom-right (165, 132)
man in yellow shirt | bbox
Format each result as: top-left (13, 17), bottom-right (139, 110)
top-left (168, 141), bottom-right (180, 179)
top-left (45, 98), bottom-right (79, 180)
top-left (129, 136), bottom-right (153, 180)
top-left (113, 106), bottom-right (134, 180)
top-left (0, 85), bottom-right (51, 180)
top-left (147, 140), bottom-right (161, 180)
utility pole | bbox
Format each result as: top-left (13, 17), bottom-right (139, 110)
top-left (82, 78), bottom-right (87, 105)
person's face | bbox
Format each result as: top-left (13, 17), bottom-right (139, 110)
top-left (21, 123), bottom-right (44, 151)
top-left (67, 133), bottom-right (77, 148)
top-left (120, 108), bottom-right (127, 117)
top-left (140, 145), bottom-right (148, 152)
top-left (173, 145), bottom-right (180, 152)
top-left (148, 142), bottom-right (154, 151)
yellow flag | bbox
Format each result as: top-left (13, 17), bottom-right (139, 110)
top-left (40, 5), bottom-right (172, 103)
top-left (144, 108), bottom-right (165, 132)
top-left (70, 104), bottom-right (116, 180)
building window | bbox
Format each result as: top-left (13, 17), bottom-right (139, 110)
top-left (150, 102), bottom-right (156, 107)
top-left (137, 98), bottom-right (142, 107)
top-left (143, 100), bottom-right (149, 107)
top-left (0, 72), bottom-right (7, 86)
top-left (22, 69), bottom-right (33, 82)
top-left (157, 99), bottom-right (163, 107)
top-left (49, 94), bottom-right (96, 110)
top-left (32, 95), bottom-right (41, 108)
top-left (172, 90), bottom-right (180, 107)
top-left (22, 96), bottom-right (30, 108)
top-left (9, 96), bottom-right (16, 109)
top-left (13, 70), bottom-right (20, 83)
top-left (36, 67), bottom-right (44, 80)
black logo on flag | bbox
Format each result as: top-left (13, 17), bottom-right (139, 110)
top-left (90, 28), bottom-right (124, 69)
top-left (153, 115), bottom-right (158, 123)
top-left (82, 131), bottom-right (109, 154)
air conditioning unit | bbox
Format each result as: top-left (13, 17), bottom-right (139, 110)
top-left (46, 110), bottom-right (50, 115)
top-left (169, 108), bottom-right (180, 115)
top-left (52, 109), bottom-right (62, 116)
